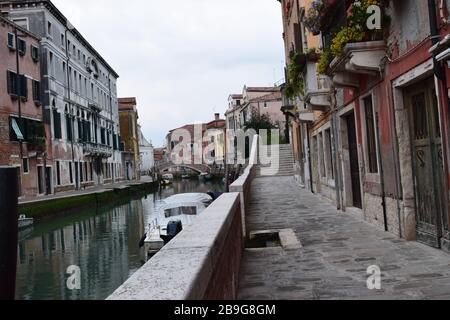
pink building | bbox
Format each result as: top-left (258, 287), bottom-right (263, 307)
top-left (0, 16), bottom-right (48, 197)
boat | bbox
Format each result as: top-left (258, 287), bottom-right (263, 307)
top-left (181, 174), bottom-right (190, 179)
top-left (18, 214), bottom-right (34, 230)
top-left (160, 173), bottom-right (174, 186)
top-left (140, 193), bottom-right (213, 260)
top-left (199, 172), bottom-right (212, 182)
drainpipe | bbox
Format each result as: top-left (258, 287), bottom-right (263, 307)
top-left (375, 112), bottom-right (388, 232)
top-left (306, 122), bottom-right (314, 193)
top-left (107, 73), bottom-right (115, 184)
top-left (65, 27), bottom-right (78, 191)
top-left (331, 109), bottom-right (343, 210)
top-left (14, 27), bottom-right (23, 161)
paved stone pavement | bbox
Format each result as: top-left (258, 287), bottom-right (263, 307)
top-left (238, 176), bottom-right (450, 300)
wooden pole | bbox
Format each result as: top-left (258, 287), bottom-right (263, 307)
top-left (0, 167), bottom-right (19, 300)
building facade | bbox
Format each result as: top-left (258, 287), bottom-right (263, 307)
top-left (139, 129), bottom-right (154, 175)
top-left (0, 0), bottom-right (123, 194)
top-left (118, 97), bottom-right (140, 181)
top-left (278, 0), bottom-right (450, 251)
top-left (0, 16), bottom-right (45, 197)
top-left (166, 114), bottom-right (226, 168)
top-left (226, 86), bottom-right (285, 132)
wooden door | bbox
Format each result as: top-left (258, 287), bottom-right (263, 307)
top-left (406, 78), bottom-right (446, 248)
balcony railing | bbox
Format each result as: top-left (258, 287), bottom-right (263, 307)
top-left (83, 142), bottom-right (113, 158)
top-left (329, 41), bottom-right (387, 88)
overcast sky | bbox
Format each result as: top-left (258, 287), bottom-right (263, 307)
top-left (52, 0), bottom-right (285, 147)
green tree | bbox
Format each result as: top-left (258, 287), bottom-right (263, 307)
top-left (243, 109), bottom-right (280, 146)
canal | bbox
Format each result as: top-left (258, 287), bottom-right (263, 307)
top-left (15, 179), bottom-right (225, 300)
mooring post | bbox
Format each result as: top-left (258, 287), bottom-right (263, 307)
top-left (0, 167), bottom-right (19, 300)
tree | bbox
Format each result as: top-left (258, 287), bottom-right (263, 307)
top-left (243, 109), bottom-right (280, 146)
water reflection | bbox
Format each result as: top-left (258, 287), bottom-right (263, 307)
top-left (15, 180), bottom-right (224, 300)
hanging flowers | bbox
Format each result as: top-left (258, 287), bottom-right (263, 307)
top-left (304, 0), bottom-right (324, 35)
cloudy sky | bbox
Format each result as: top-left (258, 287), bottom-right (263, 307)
top-left (52, 0), bottom-right (285, 147)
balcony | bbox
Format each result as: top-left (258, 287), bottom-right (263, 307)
top-left (329, 41), bottom-right (387, 88)
top-left (83, 142), bottom-right (113, 158)
top-left (304, 73), bottom-right (331, 112)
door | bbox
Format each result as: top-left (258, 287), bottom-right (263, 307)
top-left (405, 78), bottom-right (446, 248)
top-left (347, 112), bottom-right (362, 209)
top-left (45, 167), bottom-right (52, 195)
top-left (37, 166), bottom-right (43, 194)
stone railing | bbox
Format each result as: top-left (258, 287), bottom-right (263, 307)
top-left (229, 135), bottom-right (258, 238)
top-left (107, 192), bottom-right (243, 300)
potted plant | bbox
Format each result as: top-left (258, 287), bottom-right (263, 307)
top-left (304, 0), bottom-right (324, 36)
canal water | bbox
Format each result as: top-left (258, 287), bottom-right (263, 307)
top-left (15, 179), bottom-right (225, 300)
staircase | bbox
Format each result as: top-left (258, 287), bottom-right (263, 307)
top-left (256, 144), bottom-right (295, 177)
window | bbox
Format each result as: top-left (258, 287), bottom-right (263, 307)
top-left (69, 162), bottom-right (73, 184)
top-left (318, 134), bottom-right (326, 178)
top-left (7, 73), bottom-right (28, 100)
top-left (324, 129), bottom-right (334, 179)
top-left (61, 33), bottom-right (65, 47)
top-left (13, 18), bottom-right (28, 30)
top-left (56, 161), bottom-right (61, 186)
top-left (7, 32), bottom-right (15, 50)
top-left (22, 158), bottom-right (29, 174)
top-left (6, 70), bottom-right (18, 97)
top-left (32, 80), bottom-right (41, 104)
top-left (62, 61), bottom-right (66, 83)
top-left (53, 109), bottom-right (62, 139)
top-left (19, 74), bottom-right (27, 100)
top-left (48, 51), bottom-right (54, 76)
top-left (77, 49), bottom-right (81, 61)
top-left (17, 38), bottom-right (26, 55)
top-left (47, 21), bottom-right (52, 37)
top-left (66, 112), bottom-right (73, 142)
top-left (80, 162), bottom-right (84, 183)
top-left (31, 45), bottom-right (39, 62)
top-left (363, 96), bottom-right (378, 174)
top-left (236, 100), bottom-right (241, 106)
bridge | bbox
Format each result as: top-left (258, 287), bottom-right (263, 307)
top-left (155, 160), bottom-right (212, 174)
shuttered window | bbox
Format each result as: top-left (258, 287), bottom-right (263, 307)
top-left (32, 80), bottom-right (41, 103)
top-left (31, 45), bottom-right (39, 62)
top-left (6, 70), bottom-right (18, 96)
top-left (7, 32), bottom-right (14, 49)
top-left (18, 38), bottom-right (26, 55)
top-left (19, 74), bottom-right (28, 100)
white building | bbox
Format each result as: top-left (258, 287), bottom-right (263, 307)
top-left (139, 130), bottom-right (154, 174)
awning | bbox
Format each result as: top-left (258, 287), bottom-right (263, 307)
top-left (11, 118), bottom-right (24, 140)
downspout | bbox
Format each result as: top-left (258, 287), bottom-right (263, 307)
top-left (306, 122), bottom-right (314, 193)
top-left (107, 73), bottom-right (115, 184)
top-left (375, 112), bottom-right (388, 231)
top-left (65, 27), bottom-right (77, 190)
top-left (14, 27), bottom-right (23, 161)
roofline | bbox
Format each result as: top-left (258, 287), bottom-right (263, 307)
top-left (0, 15), bottom-right (41, 40)
top-left (1, 0), bottom-right (119, 78)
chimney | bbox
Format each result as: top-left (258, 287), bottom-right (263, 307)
top-left (214, 113), bottom-right (220, 121)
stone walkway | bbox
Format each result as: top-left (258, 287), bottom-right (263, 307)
top-left (238, 176), bottom-right (450, 300)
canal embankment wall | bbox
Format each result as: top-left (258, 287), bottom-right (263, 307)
top-left (107, 138), bottom-right (259, 300)
top-left (19, 181), bottom-right (159, 222)
top-left (107, 192), bottom-right (244, 300)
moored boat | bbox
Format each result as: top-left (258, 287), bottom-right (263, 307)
top-left (140, 193), bottom-right (213, 260)
top-left (18, 215), bottom-right (34, 230)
